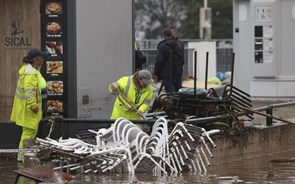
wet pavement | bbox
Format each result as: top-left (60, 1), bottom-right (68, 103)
top-left (1, 149), bottom-right (295, 184)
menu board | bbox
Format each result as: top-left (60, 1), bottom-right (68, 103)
top-left (41, 0), bottom-right (67, 117)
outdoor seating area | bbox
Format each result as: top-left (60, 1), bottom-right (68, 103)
top-left (32, 117), bottom-right (219, 175)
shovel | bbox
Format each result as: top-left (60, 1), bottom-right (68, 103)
top-left (112, 85), bottom-right (146, 120)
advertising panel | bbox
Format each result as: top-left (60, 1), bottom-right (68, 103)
top-left (41, 0), bottom-right (68, 117)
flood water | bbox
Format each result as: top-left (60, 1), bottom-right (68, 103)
top-left (1, 149), bottom-right (295, 184)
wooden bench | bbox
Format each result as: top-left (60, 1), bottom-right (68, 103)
top-left (14, 165), bottom-right (75, 184)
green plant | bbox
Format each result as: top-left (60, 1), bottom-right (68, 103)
top-left (45, 115), bottom-right (63, 138)
top-left (45, 115), bottom-right (63, 124)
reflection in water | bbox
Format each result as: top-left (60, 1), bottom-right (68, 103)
top-left (1, 149), bottom-right (295, 184)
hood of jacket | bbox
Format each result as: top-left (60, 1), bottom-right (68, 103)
top-left (164, 38), bottom-right (177, 48)
top-left (19, 64), bottom-right (37, 75)
top-left (157, 38), bottom-right (177, 49)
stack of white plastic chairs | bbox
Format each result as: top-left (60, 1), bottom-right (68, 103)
top-left (35, 117), bottom-right (218, 175)
top-left (167, 122), bottom-right (217, 173)
top-left (133, 117), bottom-right (175, 174)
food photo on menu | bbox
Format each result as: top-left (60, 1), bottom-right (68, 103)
top-left (46, 41), bottom-right (63, 54)
top-left (46, 61), bottom-right (63, 74)
top-left (47, 100), bottom-right (63, 113)
top-left (47, 81), bottom-right (64, 95)
top-left (46, 2), bottom-right (62, 14)
top-left (46, 22), bottom-right (62, 35)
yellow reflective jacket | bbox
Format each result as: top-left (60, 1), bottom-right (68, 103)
top-left (109, 75), bottom-right (153, 120)
top-left (10, 64), bottom-right (45, 129)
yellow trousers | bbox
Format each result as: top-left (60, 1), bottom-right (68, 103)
top-left (19, 127), bottom-right (38, 149)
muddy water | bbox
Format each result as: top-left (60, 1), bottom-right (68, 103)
top-left (1, 149), bottom-right (295, 184)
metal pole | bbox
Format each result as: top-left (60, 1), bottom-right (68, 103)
top-left (266, 106), bottom-right (273, 126)
top-left (255, 101), bottom-right (295, 111)
top-left (194, 51), bottom-right (197, 97)
top-left (230, 53), bottom-right (235, 86)
top-left (205, 52), bottom-right (209, 90)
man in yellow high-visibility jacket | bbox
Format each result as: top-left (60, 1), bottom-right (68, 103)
top-left (10, 48), bottom-right (47, 162)
top-left (109, 70), bottom-right (153, 120)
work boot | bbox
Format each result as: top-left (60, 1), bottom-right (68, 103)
top-left (17, 153), bottom-right (24, 162)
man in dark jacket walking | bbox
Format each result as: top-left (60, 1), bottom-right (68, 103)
top-left (153, 28), bottom-right (184, 93)
top-left (170, 26), bottom-right (185, 69)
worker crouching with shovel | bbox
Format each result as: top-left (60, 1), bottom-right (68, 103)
top-left (109, 70), bottom-right (154, 126)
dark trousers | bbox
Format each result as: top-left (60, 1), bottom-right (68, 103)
top-left (162, 76), bottom-right (182, 93)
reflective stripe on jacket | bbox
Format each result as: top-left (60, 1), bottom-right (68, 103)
top-left (109, 75), bottom-right (153, 120)
top-left (10, 64), bottom-right (44, 129)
